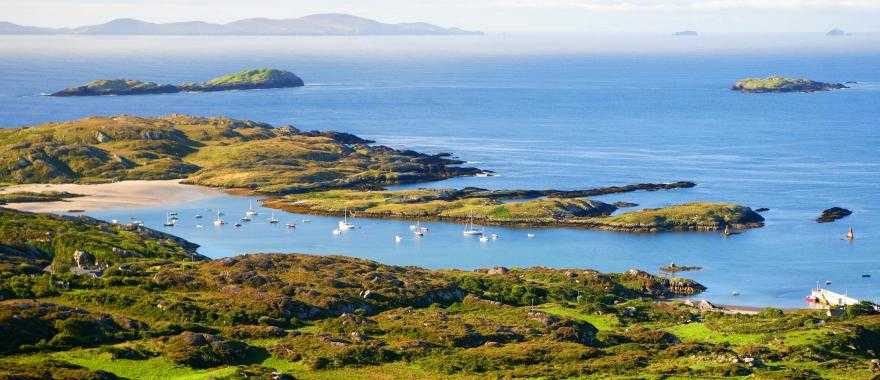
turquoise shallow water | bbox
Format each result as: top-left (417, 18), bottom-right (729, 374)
top-left (1, 35), bottom-right (878, 307)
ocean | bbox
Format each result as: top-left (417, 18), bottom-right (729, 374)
top-left (1, 34), bottom-right (878, 307)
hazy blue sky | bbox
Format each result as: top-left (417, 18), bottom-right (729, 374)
top-left (3, 0), bottom-right (879, 33)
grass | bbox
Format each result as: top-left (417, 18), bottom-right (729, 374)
top-left (538, 304), bottom-right (620, 331)
top-left (665, 322), bottom-right (766, 346)
top-left (201, 68), bottom-right (302, 87)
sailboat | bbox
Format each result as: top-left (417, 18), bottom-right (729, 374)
top-left (286, 222), bottom-right (296, 229)
top-left (721, 224), bottom-right (731, 237)
top-left (213, 210), bottom-right (225, 226)
top-left (163, 212), bottom-right (176, 227)
top-left (338, 208), bottom-right (355, 231)
top-left (411, 221), bottom-right (426, 236)
top-left (846, 227), bottom-right (855, 240)
top-left (394, 235), bottom-right (403, 243)
top-left (268, 212), bottom-right (280, 224)
top-left (246, 200), bottom-right (258, 218)
top-left (462, 216), bottom-right (483, 236)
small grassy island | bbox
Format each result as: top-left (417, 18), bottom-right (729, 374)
top-left (0, 211), bottom-right (878, 378)
top-left (50, 69), bottom-right (304, 97)
top-left (264, 190), bottom-right (764, 232)
top-left (732, 76), bottom-right (847, 93)
top-left (0, 115), bottom-right (478, 193)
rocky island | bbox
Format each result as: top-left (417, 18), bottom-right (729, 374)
top-left (732, 76), bottom-right (847, 93)
top-left (50, 68), bottom-right (304, 97)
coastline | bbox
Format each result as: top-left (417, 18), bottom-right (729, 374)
top-left (0, 180), bottom-right (224, 213)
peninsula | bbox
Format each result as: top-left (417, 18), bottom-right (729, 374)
top-left (264, 189), bottom-right (765, 232)
top-left (0, 115), bottom-right (479, 194)
top-left (50, 68), bottom-right (304, 97)
top-left (732, 76), bottom-right (847, 93)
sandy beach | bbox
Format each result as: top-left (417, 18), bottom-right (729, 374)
top-left (0, 180), bottom-right (224, 213)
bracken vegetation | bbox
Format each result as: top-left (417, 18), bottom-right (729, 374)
top-left (0, 211), bottom-right (877, 380)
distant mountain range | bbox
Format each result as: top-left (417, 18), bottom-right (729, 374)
top-left (0, 14), bottom-right (482, 36)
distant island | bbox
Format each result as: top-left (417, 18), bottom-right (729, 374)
top-left (673, 30), bottom-right (698, 36)
top-left (732, 76), bottom-right (847, 93)
top-left (0, 14), bottom-right (482, 36)
top-left (50, 68), bottom-right (304, 97)
top-left (826, 28), bottom-right (848, 37)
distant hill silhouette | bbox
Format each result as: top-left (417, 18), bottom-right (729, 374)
top-left (0, 14), bottom-right (482, 36)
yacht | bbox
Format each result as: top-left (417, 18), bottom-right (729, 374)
top-left (246, 200), bottom-right (258, 217)
top-left (213, 210), bottom-right (225, 226)
top-left (411, 221), bottom-right (427, 235)
top-left (527, 233), bottom-right (536, 238)
top-left (462, 216), bottom-right (483, 236)
top-left (163, 212), bottom-right (176, 227)
top-left (479, 235), bottom-right (490, 242)
top-left (338, 209), bottom-right (355, 231)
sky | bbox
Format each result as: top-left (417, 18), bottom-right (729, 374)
top-left (2, 0), bottom-right (880, 34)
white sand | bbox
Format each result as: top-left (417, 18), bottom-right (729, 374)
top-left (0, 180), bottom-right (224, 213)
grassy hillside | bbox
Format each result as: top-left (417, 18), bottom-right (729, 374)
top-left (0, 250), bottom-right (876, 379)
top-left (0, 115), bottom-right (479, 194)
top-left (0, 207), bottom-right (202, 277)
top-left (264, 190), bottom-right (763, 231)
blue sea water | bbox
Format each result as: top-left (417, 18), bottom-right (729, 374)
top-left (1, 34), bottom-right (879, 307)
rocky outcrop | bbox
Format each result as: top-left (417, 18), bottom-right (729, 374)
top-left (622, 269), bottom-right (707, 297)
top-left (816, 207), bottom-right (852, 223)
